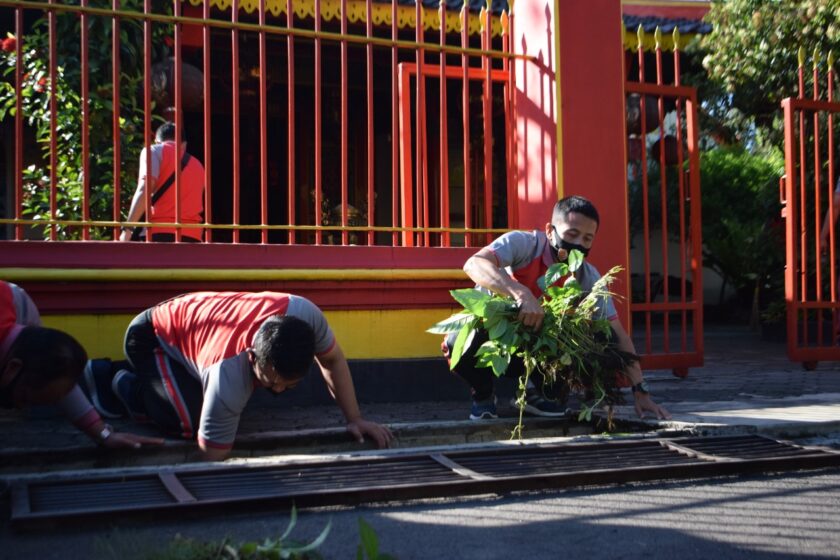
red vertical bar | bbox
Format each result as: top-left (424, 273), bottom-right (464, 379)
top-left (203, 0), bottom-right (213, 242)
top-left (673, 43), bottom-right (688, 351)
top-left (287, 0), bottom-right (296, 244)
top-left (366, 0), bottom-right (375, 245)
top-left (390, 0), bottom-right (398, 246)
top-left (813, 60), bottom-right (823, 345)
top-left (49, 0), bottom-right (57, 240)
top-left (439, 1), bottom-right (450, 247)
top-left (143, 0), bottom-right (152, 242)
top-left (13, 7), bottom-right (23, 240)
top-left (173, 0), bottom-right (182, 242)
top-left (232, 0), bottom-right (241, 243)
top-left (655, 36), bottom-right (669, 353)
top-left (341, 0), bottom-right (349, 245)
top-left (398, 65), bottom-right (415, 247)
top-left (637, 36), bottom-right (652, 354)
top-left (502, 12), bottom-right (517, 230)
top-left (685, 94), bottom-right (704, 360)
top-left (829, 67), bottom-right (836, 341)
top-left (111, 0), bottom-right (121, 241)
top-left (461, 6), bottom-right (471, 247)
top-left (259, 0), bottom-right (268, 244)
top-left (315, 0), bottom-right (323, 245)
top-left (783, 99), bottom-right (800, 355)
top-left (416, 0), bottom-right (428, 246)
top-left (798, 61), bottom-right (807, 340)
top-left (81, 0), bottom-right (90, 240)
top-left (481, 8), bottom-right (492, 245)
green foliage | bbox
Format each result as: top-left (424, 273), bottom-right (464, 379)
top-left (701, 0), bottom-right (840, 147)
top-left (0, 0), bottom-right (172, 239)
top-left (429, 251), bottom-right (637, 438)
top-left (700, 146), bottom-right (785, 309)
top-left (356, 518), bottom-right (397, 560)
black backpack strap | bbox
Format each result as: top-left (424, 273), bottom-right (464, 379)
top-left (150, 150), bottom-right (192, 205)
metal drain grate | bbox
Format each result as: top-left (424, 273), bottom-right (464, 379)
top-left (8, 434), bottom-right (840, 527)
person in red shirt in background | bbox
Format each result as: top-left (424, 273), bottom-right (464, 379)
top-left (0, 280), bottom-right (161, 449)
top-left (119, 121), bottom-right (205, 242)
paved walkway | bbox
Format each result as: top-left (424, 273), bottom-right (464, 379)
top-left (2, 324), bottom-right (840, 468)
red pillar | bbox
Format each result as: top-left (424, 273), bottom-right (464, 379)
top-left (514, 0), bottom-right (630, 323)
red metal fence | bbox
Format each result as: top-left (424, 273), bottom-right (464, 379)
top-left (781, 49), bottom-right (840, 368)
top-left (624, 27), bottom-right (703, 375)
top-left (0, 0), bottom-right (519, 246)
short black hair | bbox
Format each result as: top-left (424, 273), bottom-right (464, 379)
top-left (155, 121), bottom-right (177, 143)
top-left (9, 326), bottom-right (88, 397)
top-left (252, 316), bottom-right (316, 380)
top-left (552, 195), bottom-right (600, 228)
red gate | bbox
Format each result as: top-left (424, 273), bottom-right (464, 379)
top-left (624, 27), bottom-right (703, 376)
top-left (781, 51), bottom-right (840, 368)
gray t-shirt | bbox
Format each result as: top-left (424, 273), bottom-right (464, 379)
top-left (189, 295), bottom-right (334, 447)
top-left (484, 230), bottom-right (618, 321)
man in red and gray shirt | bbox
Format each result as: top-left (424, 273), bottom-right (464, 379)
top-left (86, 291), bottom-right (393, 460)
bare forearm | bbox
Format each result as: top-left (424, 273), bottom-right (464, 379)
top-left (318, 345), bottom-right (362, 423)
top-left (464, 254), bottom-right (532, 302)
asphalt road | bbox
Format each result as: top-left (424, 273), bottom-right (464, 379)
top-left (4, 469), bottom-right (840, 559)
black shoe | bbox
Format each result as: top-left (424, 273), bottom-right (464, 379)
top-left (112, 369), bottom-right (149, 423)
top-left (511, 391), bottom-right (570, 418)
top-left (82, 359), bottom-right (125, 419)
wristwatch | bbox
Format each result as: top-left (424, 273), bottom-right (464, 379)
top-left (631, 381), bottom-right (650, 395)
top-left (96, 423), bottom-right (114, 444)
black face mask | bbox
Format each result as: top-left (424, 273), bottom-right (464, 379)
top-left (551, 227), bottom-right (590, 259)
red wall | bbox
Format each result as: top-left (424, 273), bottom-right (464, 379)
top-left (515, 0), bottom-right (631, 322)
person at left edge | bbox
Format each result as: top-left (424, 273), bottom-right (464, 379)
top-left (0, 280), bottom-right (163, 449)
top-left (85, 291), bottom-right (395, 461)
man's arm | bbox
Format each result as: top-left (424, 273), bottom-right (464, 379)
top-left (119, 151), bottom-right (157, 241)
top-left (463, 248), bottom-right (546, 330)
top-left (316, 342), bottom-right (393, 448)
top-left (609, 318), bottom-right (671, 420)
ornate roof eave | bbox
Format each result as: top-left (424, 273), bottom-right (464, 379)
top-left (184, 0), bottom-right (506, 37)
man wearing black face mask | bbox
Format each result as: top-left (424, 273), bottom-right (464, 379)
top-left (443, 195), bottom-right (670, 421)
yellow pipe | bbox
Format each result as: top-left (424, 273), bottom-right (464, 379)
top-left (0, 218), bottom-right (512, 234)
top-left (1, 267), bottom-right (469, 282)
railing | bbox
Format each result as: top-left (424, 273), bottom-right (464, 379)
top-left (0, 0), bottom-right (526, 246)
top-left (624, 26), bottom-right (703, 374)
top-left (781, 48), bottom-right (840, 367)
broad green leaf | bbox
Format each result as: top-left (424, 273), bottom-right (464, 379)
top-left (490, 354), bottom-right (510, 377)
top-left (239, 542), bottom-right (258, 555)
top-left (358, 518), bottom-right (379, 559)
top-left (541, 262), bottom-right (569, 292)
top-left (488, 317), bottom-right (510, 340)
top-left (567, 249), bottom-right (584, 272)
top-left (450, 288), bottom-right (491, 316)
top-left (427, 311), bottom-right (475, 334)
top-left (449, 321), bottom-right (476, 369)
top-left (484, 299), bottom-right (512, 321)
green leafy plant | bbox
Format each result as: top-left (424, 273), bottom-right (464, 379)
top-left (94, 506), bottom-right (330, 560)
top-left (0, 1), bottom-right (172, 239)
top-left (356, 517), bottom-right (397, 560)
top-left (428, 251), bottom-right (636, 438)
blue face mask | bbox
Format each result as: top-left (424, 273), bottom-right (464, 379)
top-left (551, 227), bottom-right (590, 259)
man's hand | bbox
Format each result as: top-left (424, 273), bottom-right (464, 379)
top-left (346, 418), bottom-right (394, 449)
top-left (633, 393), bottom-right (671, 420)
top-left (101, 430), bottom-right (165, 449)
top-left (118, 228), bottom-right (132, 242)
top-left (514, 291), bottom-right (545, 331)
